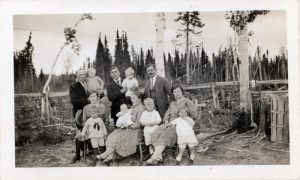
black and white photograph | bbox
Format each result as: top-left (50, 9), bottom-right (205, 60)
top-left (0, 0), bottom-right (300, 179)
top-left (13, 10), bottom-right (290, 167)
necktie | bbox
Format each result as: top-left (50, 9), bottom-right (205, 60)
top-left (82, 82), bottom-right (87, 93)
top-left (116, 80), bottom-right (120, 86)
top-left (150, 78), bottom-right (153, 89)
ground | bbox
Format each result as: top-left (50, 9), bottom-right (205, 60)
top-left (15, 131), bottom-right (289, 167)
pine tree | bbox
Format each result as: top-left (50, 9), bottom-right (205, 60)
top-left (175, 11), bottom-right (205, 84)
top-left (39, 69), bottom-right (46, 87)
top-left (95, 34), bottom-right (105, 82)
top-left (14, 32), bottom-right (38, 93)
top-left (103, 35), bottom-right (112, 84)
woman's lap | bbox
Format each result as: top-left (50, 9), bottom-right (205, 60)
top-left (106, 128), bottom-right (139, 157)
top-left (151, 124), bottom-right (177, 147)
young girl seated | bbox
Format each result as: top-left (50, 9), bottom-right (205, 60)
top-left (139, 98), bottom-right (162, 155)
top-left (166, 108), bottom-right (198, 165)
top-left (115, 104), bottom-right (133, 128)
top-left (86, 67), bottom-right (105, 95)
top-left (81, 106), bottom-right (107, 166)
top-left (122, 67), bottom-right (139, 106)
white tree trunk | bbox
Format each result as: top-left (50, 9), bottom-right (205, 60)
top-left (154, 12), bottom-right (165, 77)
top-left (238, 26), bottom-right (250, 112)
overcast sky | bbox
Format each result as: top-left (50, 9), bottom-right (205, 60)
top-left (13, 11), bottom-right (286, 74)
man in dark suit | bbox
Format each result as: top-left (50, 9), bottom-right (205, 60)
top-left (69, 68), bottom-right (90, 163)
top-left (107, 66), bottom-right (127, 125)
top-left (144, 63), bottom-right (172, 118)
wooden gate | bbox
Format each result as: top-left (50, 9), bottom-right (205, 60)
top-left (270, 94), bottom-right (289, 143)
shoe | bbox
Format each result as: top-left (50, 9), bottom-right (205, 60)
top-left (91, 158), bottom-right (97, 167)
top-left (187, 159), bottom-right (194, 166)
top-left (70, 155), bottom-right (81, 164)
top-left (175, 160), bottom-right (180, 165)
top-left (103, 159), bottom-right (112, 166)
top-left (144, 161), bottom-right (153, 166)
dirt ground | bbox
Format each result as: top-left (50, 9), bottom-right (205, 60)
top-left (15, 131), bottom-right (289, 167)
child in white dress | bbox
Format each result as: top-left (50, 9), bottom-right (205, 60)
top-left (121, 67), bottom-right (138, 105)
top-left (166, 108), bottom-right (198, 165)
top-left (86, 68), bottom-right (105, 94)
top-left (115, 104), bottom-right (133, 128)
top-left (81, 106), bottom-right (107, 166)
top-left (139, 98), bottom-right (162, 155)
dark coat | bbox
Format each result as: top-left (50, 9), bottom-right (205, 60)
top-left (69, 81), bottom-right (89, 118)
top-left (107, 79), bottom-right (126, 123)
top-left (144, 75), bottom-right (172, 118)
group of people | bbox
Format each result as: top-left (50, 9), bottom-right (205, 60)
top-left (69, 63), bottom-right (199, 166)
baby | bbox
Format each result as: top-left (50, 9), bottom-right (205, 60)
top-left (139, 98), bottom-right (161, 155)
top-left (81, 106), bottom-right (107, 166)
top-left (166, 108), bottom-right (198, 165)
top-left (115, 104), bottom-right (133, 128)
top-left (86, 68), bottom-right (104, 94)
top-left (121, 67), bottom-right (138, 104)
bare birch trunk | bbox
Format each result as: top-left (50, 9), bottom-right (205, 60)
top-left (154, 12), bottom-right (165, 78)
top-left (238, 25), bottom-right (250, 112)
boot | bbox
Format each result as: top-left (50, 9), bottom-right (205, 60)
top-left (91, 148), bottom-right (98, 167)
top-left (99, 146), bottom-right (106, 154)
top-left (86, 140), bottom-right (93, 156)
top-left (70, 139), bottom-right (82, 164)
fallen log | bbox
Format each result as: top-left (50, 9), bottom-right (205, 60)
top-left (263, 147), bottom-right (289, 153)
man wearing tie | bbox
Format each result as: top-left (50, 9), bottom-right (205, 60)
top-left (144, 63), bottom-right (172, 118)
top-left (107, 66), bottom-right (127, 125)
top-left (69, 68), bottom-right (91, 163)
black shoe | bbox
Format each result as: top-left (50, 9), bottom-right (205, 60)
top-left (70, 155), bottom-right (81, 164)
top-left (91, 158), bottom-right (97, 167)
top-left (103, 159), bottom-right (112, 166)
top-left (175, 160), bottom-right (181, 165)
top-left (187, 159), bottom-right (194, 166)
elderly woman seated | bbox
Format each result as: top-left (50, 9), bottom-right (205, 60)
top-left (97, 91), bottom-right (145, 165)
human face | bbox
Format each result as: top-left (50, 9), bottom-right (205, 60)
top-left (173, 87), bottom-right (183, 100)
top-left (110, 68), bottom-right (120, 81)
top-left (146, 66), bottom-right (156, 78)
top-left (126, 72), bottom-right (134, 80)
top-left (77, 69), bottom-right (86, 82)
top-left (179, 109), bottom-right (188, 118)
top-left (88, 93), bottom-right (98, 104)
top-left (87, 70), bottom-right (96, 78)
top-left (130, 94), bottom-right (141, 105)
top-left (91, 111), bottom-right (98, 118)
top-left (145, 101), bottom-right (154, 111)
top-left (120, 104), bottom-right (128, 112)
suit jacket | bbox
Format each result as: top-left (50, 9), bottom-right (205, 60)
top-left (69, 81), bottom-right (89, 118)
top-left (144, 75), bottom-right (172, 118)
top-left (107, 79), bottom-right (126, 123)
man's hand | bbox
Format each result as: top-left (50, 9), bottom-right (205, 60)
top-left (120, 87), bottom-right (127, 93)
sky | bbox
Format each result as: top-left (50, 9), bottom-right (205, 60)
top-left (13, 11), bottom-right (287, 74)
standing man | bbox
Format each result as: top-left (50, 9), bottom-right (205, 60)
top-left (144, 63), bottom-right (172, 118)
top-left (107, 66), bottom-right (127, 125)
top-left (69, 68), bottom-right (90, 163)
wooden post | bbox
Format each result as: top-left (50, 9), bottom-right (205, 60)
top-left (154, 12), bottom-right (166, 78)
top-left (45, 90), bottom-right (50, 124)
top-left (212, 82), bottom-right (216, 108)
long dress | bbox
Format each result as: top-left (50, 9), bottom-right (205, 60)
top-left (150, 97), bottom-right (198, 147)
top-left (105, 101), bottom-right (144, 157)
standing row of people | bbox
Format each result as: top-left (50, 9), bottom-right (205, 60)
top-left (69, 63), bottom-right (199, 166)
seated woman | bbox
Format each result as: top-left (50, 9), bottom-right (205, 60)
top-left (97, 91), bottom-right (145, 165)
top-left (72, 91), bottom-right (107, 164)
top-left (146, 85), bottom-right (198, 165)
